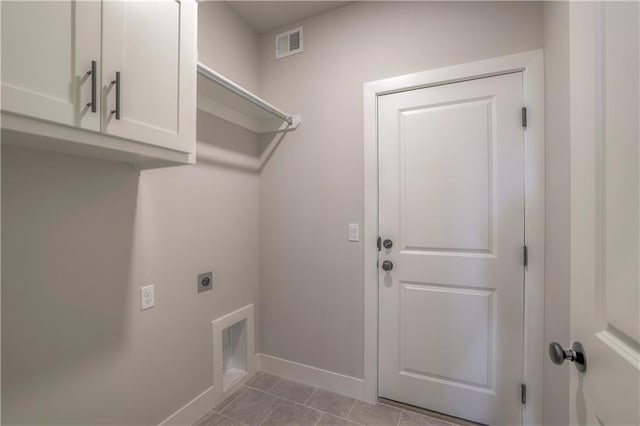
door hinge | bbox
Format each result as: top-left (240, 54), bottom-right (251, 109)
top-left (377, 236), bottom-right (382, 252)
top-left (523, 245), bottom-right (528, 268)
top-left (521, 107), bottom-right (528, 128)
top-left (521, 384), bottom-right (527, 404)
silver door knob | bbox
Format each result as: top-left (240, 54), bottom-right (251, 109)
top-left (549, 341), bottom-right (587, 373)
top-left (381, 260), bottom-right (393, 271)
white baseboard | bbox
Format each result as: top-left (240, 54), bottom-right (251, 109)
top-left (159, 369), bottom-right (255, 426)
top-left (159, 386), bottom-right (216, 426)
top-left (256, 353), bottom-right (365, 400)
top-left (160, 306), bottom-right (257, 426)
top-left (160, 353), bottom-right (365, 425)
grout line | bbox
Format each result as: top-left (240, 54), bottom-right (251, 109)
top-left (315, 411), bottom-right (365, 426)
top-left (247, 373), bottom-right (462, 426)
top-left (247, 382), bottom-right (351, 422)
top-left (244, 384), bottom-right (273, 394)
top-left (264, 375), bottom-right (318, 408)
top-left (245, 378), bottom-right (367, 426)
top-left (246, 384), bottom-right (320, 412)
top-left (312, 411), bottom-right (323, 426)
top-left (215, 387), bottom-right (248, 413)
top-left (265, 377), bottom-right (281, 393)
top-left (343, 411), bottom-right (365, 426)
top-left (214, 410), bottom-right (244, 425)
top-left (299, 405), bottom-right (325, 416)
top-left (377, 400), bottom-right (403, 409)
top-left (192, 408), bottom-right (213, 426)
top-left (201, 406), bottom-right (245, 426)
top-left (258, 399), bottom-right (282, 426)
top-left (383, 401), bottom-right (462, 426)
top-left (243, 375), bottom-right (369, 426)
top-left (247, 385), bottom-right (316, 410)
top-left (303, 387), bottom-right (318, 406)
top-left (245, 384), bottom-right (279, 395)
top-left (345, 398), bottom-right (358, 422)
top-left (374, 400), bottom-right (404, 426)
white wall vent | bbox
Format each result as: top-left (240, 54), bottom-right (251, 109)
top-left (276, 26), bottom-right (303, 59)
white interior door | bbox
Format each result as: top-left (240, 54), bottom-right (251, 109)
top-left (1, 0), bottom-right (101, 130)
top-left (568, 3), bottom-right (640, 425)
top-left (378, 72), bottom-right (526, 425)
top-left (101, 0), bottom-right (196, 152)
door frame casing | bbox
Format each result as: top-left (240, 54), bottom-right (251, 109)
top-left (362, 49), bottom-right (544, 425)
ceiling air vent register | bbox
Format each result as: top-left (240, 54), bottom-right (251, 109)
top-left (276, 27), bottom-right (303, 59)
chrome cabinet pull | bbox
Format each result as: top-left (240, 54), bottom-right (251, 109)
top-left (86, 60), bottom-right (97, 113)
top-left (110, 71), bottom-right (121, 120)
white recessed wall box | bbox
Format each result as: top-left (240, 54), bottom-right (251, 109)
top-left (276, 26), bottom-right (303, 59)
top-left (211, 304), bottom-right (256, 401)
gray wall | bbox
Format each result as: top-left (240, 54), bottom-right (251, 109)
top-left (198, 1), bottom-right (260, 93)
top-left (257, 1), bottom-right (543, 379)
top-left (1, 2), bottom-right (261, 424)
top-left (542, 2), bottom-right (571, 425)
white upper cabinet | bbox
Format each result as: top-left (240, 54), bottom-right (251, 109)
top-left (101, 0), bottom-right (196, 152)
top-left (0, 0), bottom-right (197, 166)
top-left (1, 1), bottom-right (101, 131)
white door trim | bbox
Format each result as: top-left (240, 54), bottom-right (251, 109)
top-left (362, 49), bottom-right (544, 425)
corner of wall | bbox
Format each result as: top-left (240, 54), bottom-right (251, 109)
top-left (541, 2), bottom-right (571, 425)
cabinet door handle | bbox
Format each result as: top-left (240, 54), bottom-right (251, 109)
top-left (86, 60), bottom-right (97, 113)
top-left (110, 71), bottom-right (121, 120)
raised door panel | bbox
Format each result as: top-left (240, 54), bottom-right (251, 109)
top-left (400, 283), bottom-right (494, 388)
top-left (101, 0), bottom-right (196, 153)
top-left (1, 1), bottom-right (101, 130)
top-left (602, 1), bottom-right (640, 344)
top-left (400, 99), bottom-right (493, 253)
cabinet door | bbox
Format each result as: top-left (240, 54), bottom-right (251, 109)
top-left (101, 0), bottom-right (196, 153)
top-left (1, 1), bottom-right (101, 131)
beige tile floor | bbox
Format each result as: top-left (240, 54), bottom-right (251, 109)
top-left (193, 372), bottom-right (474, 426)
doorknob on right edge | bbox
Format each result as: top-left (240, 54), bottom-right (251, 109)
top-left (549, 341), bottom-right (587, 373)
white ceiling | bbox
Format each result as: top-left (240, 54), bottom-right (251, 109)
top-left (226, 1), bottom-right (355, 34)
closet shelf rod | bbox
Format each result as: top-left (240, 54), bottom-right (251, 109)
top-left (197, 62), bottom-right (293, 125)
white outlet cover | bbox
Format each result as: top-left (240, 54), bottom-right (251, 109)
top-left (140, 285), bottom-right (155, 310)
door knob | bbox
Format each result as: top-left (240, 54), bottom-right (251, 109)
top-left (381, 260), bottom-right (393, 271)
top-left (383, 239), bottom-right (393, 249)
top-left (549, 341), bottom-right (587, 373)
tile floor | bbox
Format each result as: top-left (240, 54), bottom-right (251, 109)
top-left (193, 372), bottom-right (471, 426)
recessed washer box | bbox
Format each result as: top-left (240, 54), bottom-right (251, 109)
top-left (211, 304), bottom-right (255, 399)
top-left (222, 319), bottom-right (248, 389)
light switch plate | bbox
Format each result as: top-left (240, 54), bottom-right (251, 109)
top-left (348, 223), bottom-right (359, 242)
top-left (140, 285), bottom-right (155, 310)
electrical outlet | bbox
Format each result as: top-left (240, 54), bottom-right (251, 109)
top-left (140, 285), bottom-right (155, 310)
top-left (198, 272), bottom-right (213, 293)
